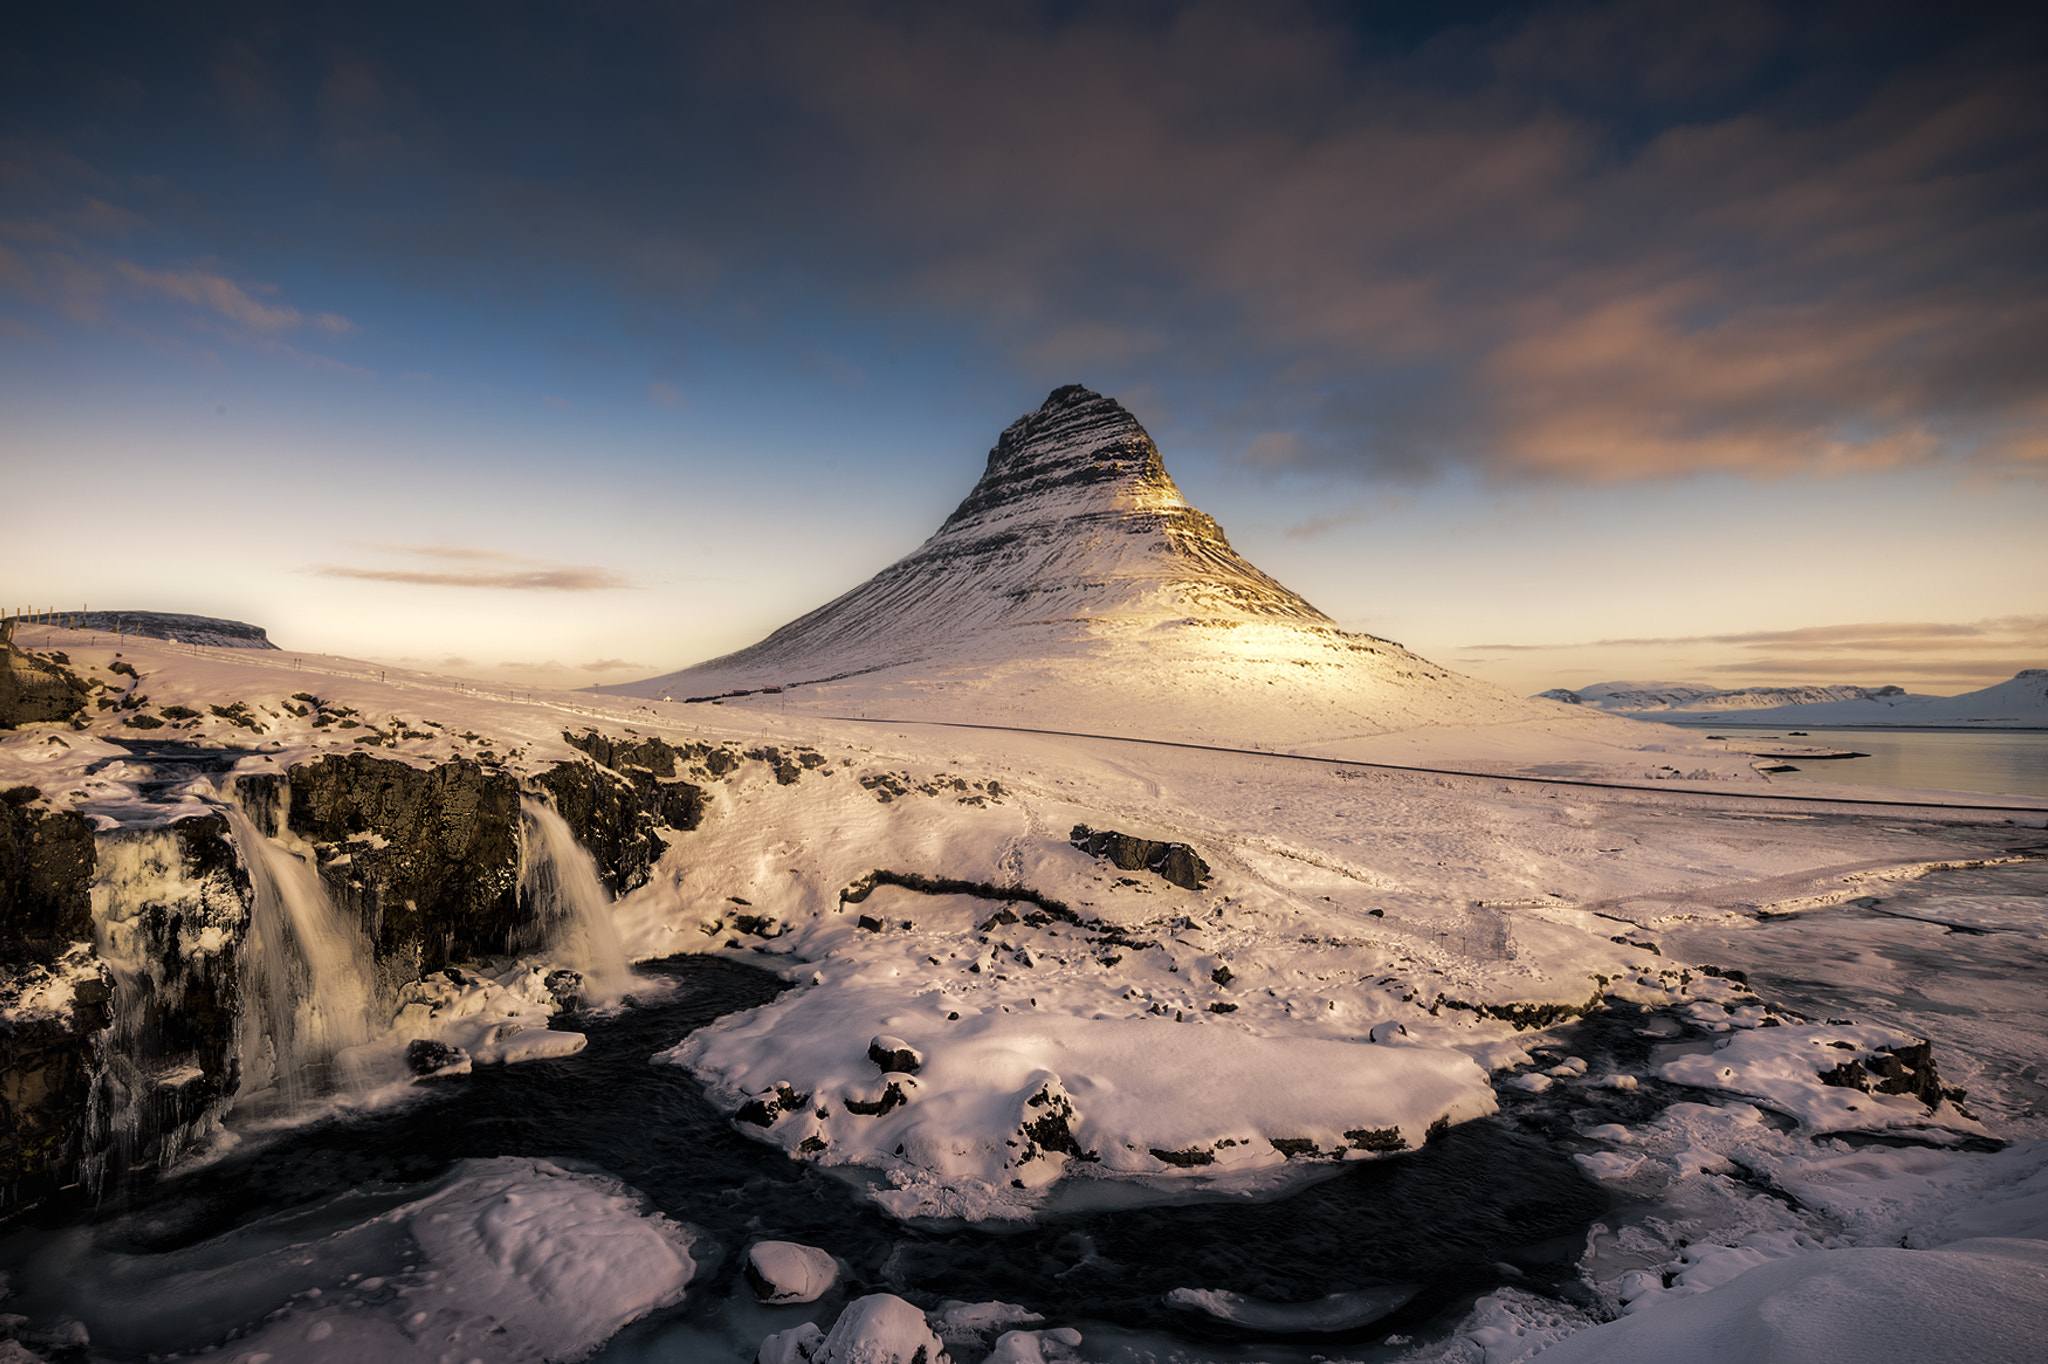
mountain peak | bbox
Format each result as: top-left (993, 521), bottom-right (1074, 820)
top-left (941, 384), bottom-right (1179, 531)
top-left (661, 387), bottom-right (1335, 690)
top-left (626, 386), bottom-right (1568, 748)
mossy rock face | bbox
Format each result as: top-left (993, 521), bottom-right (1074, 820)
top-left (286, 754), bottom-right (523, 976)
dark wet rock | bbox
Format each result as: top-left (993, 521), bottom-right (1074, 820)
top-left (1150, 1145), bottom-right (1215, 1167)
top-left (0, 787), bottom-right (95, 966)
top-left (533, 762), bottom-right (667, 898)
top-left (544, 968), bottom-right (586, 1009)
top-left (842, 1077), bottom-right (915, 1116)
top-left (1019, 1081), bottom-right (1091, 1163)
top-left (867, 1035), bottom-right (923, 1074)
top-left (737, 1083), bottom-right (811, 1128)
top-left (1345, 1126), bottom-right (1408, 1152)
top-left (405, 1038), bottom-right (472, 1078)
top-left (0, 627), bottom-right (89, 729)
top-left (1435, 991), bottom-right (1602, 1031)
top-left (546, 732), bottom-right (708, 893)
top-left (840, 869), bottom-right (1156, 952)
top-left (286, 753), bottom-right (523, 976)
top-left (1070, 824), bottom-right (1210, 891)
top-left (1818, 1039), bottom-right (1950, 1109)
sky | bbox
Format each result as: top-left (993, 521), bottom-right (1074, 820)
top-left (3, 0), bottom-right (2044, 698)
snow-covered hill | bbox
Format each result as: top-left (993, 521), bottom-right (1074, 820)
top-left (5, 609), bottom-right (279, 650)
top-left (1543, 672), bottom-right (2048, 728)
top-left (623, 387), bottom-right (1712, 773)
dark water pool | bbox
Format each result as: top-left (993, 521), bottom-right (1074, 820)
top-left (8, 957), bottom-right (1626, 1361)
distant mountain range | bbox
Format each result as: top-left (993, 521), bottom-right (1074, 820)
top-left (1537, 672), bottom-right (2048, 728)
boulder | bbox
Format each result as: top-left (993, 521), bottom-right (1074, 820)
top-left (812, 1294), bottom-right (950, 1364)
top-left (745, 1240), bottom-right (839, 1304)
top-left (867, 1034), bottom-right (923, 1075)
top-left (1069, 824), bottom-right (1210, 890)
top-left (405, 1038), bottom-right (473, 1078)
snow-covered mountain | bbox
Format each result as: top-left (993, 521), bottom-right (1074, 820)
top-left (625, 386), bottom-right (1658, 765)
top-left (1542, 672), bottom-right (2048, 727)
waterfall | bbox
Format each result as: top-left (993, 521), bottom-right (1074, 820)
top-left (518, 798), bottom-right (633, 1003)
top-left (87, 826), bottom-right (242, 1188)
top-left (222, 804), bottom-right (379, 1112)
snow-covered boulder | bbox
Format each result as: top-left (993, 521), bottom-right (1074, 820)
top-left (813, 1294), bottom-right (949, 1364)
top-left (746, 1240), bottom-right (839, 1304)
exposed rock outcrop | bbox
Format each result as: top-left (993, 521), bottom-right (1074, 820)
top-left (540, 730), bottom-right (707, 895)
top-left (70, 611), bottom-right (280, 650)
top-left (0, 624), bottom-right (89, 729)
top-left (0, 787), bottom-right (95, 964)
top-left (1069, 824), bottom-right (1210, 891)
top-left (285, 754), bottom-right (524, 977)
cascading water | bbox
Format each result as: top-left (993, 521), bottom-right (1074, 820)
top-left (86, 823), bottom-right (247, 1190)
top-left (517, 797), bottom-right (634, 1003)
top-left (221, 803), bottom-right (380, 1113)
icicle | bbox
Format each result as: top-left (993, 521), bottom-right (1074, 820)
top-left (517, 798), bottom-right (633, 1004)
top-left (87, 824), bottom-right (248, 1190)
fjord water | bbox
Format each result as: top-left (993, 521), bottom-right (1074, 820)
top-left (0, 956), bottom-right (1611, 1363)
top-left (1663, 725), bottom-right (2048, 798)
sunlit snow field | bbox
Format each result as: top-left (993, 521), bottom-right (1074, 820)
top-left (2, 625), bottom-right (2045, 1362)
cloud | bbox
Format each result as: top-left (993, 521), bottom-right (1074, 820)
top-left (1465, 615), bottom-right (2047, 691)
top-left (314, 543), bottom-right (636, 591)
top-left (543, 393), bottom-right (571, 410)
top-left (741, 0), bottom-right (2048, 482)
top-left (316, 565), bottom-right (631, 591)
top-left (11, 2), bottom-right (2045, 486)
top-left (1465, 616), bottom-right (2048, 654)
top-left (116, 261), bottom-right (333, 333)
top-left (1283, 508), bottom-right (1369, 540)
top-left (648, 380), bottom-right (685, 408)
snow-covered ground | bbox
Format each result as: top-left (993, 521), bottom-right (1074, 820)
top-left (4, 621), bottom-right (2046, 1360)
